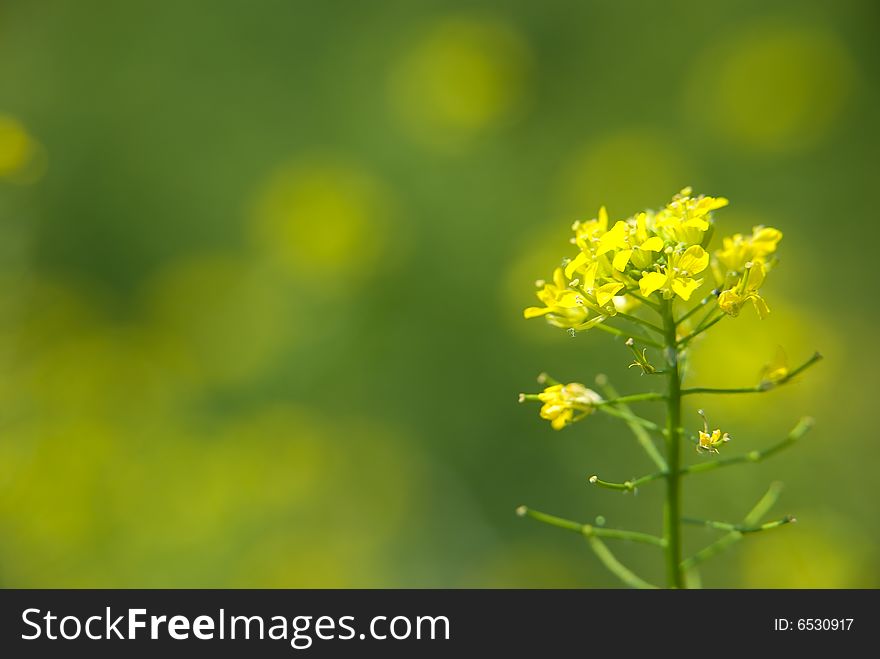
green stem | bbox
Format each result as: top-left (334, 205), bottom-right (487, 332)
top-left (586, 536), bottom-right (660, 589)
top-left (680, 352), bottom-right (823, 396)
top-left (676, 294), bottom-right (715, 326)
top-left (589, 471), bottom-right (665, 492)
top-left (516, 506), bottom-right (665, 546)
top-left (682, 417), bottom-right (814, 476)
top-left (614, 311), bottom-right (665, 335)
top-left (661, 299), bottom-right (684, 588)
top-left (595, 392), bottom-right (666, 406)
top-left (627, 291), bottom-right (662, 312)
top-left (681, 482), bottom-right (785, 572)
top-left (682, 515), bottom-right (795, 533)
top-left (596, 406), bottom-right (663, 433)
top-left (677, 312), bottom-right (724, 346)
top-left (592, 416), bottom-right (813, 494)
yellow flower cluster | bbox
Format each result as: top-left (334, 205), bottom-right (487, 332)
top-left (524, 188), bottom-right (783, 330)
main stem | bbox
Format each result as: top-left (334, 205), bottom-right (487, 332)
top-left (661, 299), bottom-right (684, 588)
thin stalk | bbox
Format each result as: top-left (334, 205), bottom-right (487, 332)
top-left (589, 472), bottom-right (665, 492)
top-left (676, 294), bottom-right (716, 326)
top-left (593, 322), bottom-right (664, 349)
top-left (595, 417), bottom-right (814, 487)
top-left (627, 291), bottom-right (662, 312)
top-left (595, 406), bottom-right (663, 433)
top-left (661, 299), bottom-right (684, 588)
top-left (614, 311), bottom-right (665, 335)
top-left (682, 417), bottom-right (814, 476)
top-left (682, 515), bottom-right (795, 533)
top-left (677, 312), bottom-right (724, 346)
top-left (681, 482), bottom-right (784, 572)
top-left (595, 392), bottom-right (666, 406)
top-left (680, 352), bottom-right (823, 396)
top-left (516, 506), bottom-right (665, 546)
top-left (586, 536), bottom-right (660, 589)
top-left (595, 377), bottom-right (667, 471)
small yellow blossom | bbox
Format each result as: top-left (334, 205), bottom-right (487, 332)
top-left (697, 410), bottom-right (731, 454)
top-left (529, 382), bottom-right (603, 430)
top-left (571, 205), bottom-right (610, 250)
top-left (638, 245), bottom-right (709, 301)
top-left (718, 260), bottom-right (770, 319)
top-left (524, 267), bottom-right (610, 330)
top-left (714, 225), bottom-right (783, 282)
top-left (612, 212), bottom-right (665, 271)
top-left (698, 428), bottom-right (731, 453)
top-left (655, 187), bottom-right (728, 246)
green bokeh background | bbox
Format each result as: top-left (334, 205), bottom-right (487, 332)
top-left (1, 0), bottom-right (878, 587)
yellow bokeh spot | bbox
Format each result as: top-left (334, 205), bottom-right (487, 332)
top-left (144, 254), bottom-right (293, 387)
top-left (686, 26), bottom-right (856, 152)
top-left (249, 159), bottom-right (395, 281)
top-left (741, 513), bottom-right (875, 588)
top-left (561, 132), bottom-right (689, 219)
top-left (0, 114), bottom-right (46, 182)
top-left (389, 16), bottom-right (532, 151)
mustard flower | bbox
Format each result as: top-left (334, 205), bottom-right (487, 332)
top-left (638, 245), bottom-right (709, 301)
top-left (697, 410), bottom-right (731, 454)
top-left (654, 187), bottom-right (728, 246)
top-left (714, 225), bottom-right (783, 277)
top-left (612, 212), bottom-right (665, 271)
top-left (524, 267), bottom-right (608, 330)
top-left (717, 260), bottom-right (770, 319)
top-left (529, 382), bottom-right (603, 430)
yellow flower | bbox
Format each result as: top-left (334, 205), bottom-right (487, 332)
top-left (613, 212), bottom-right (666, 270)
top-left (571, 205), bottom-right (610, 250)
top-left (638, 245), bottom-right (709, 301)
top-left (523, 267), bottom-right (610, 330)
top-left (655, 187), bottom-right (728, 246)
top-left (532, 382), bottom-right (603, 430)
top-left (698, 428), bottom-right (731, 454)
top-left (565, 206), bottom-right (618, 286)
top-left (714, 225), bottom-right (783, 281)
top-left (717, 260), bottom-right (770, 319)
top-left (696, 409), bottom-right (731, 454)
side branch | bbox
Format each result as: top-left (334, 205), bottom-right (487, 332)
top-left (590, 417), bottom-right (813, 491)
top-left (516, 506), bottom-right (665, 547)
top-left (586, 536), bottom-right (660, 589)
top-left (682, 417), bottom-right (814, 477)
top-left (680, 352), bottom-right (822, 396)
top-left (681, 482), bottom-right (785, 571)
top-left (682, 515), bottom-right (796, 534)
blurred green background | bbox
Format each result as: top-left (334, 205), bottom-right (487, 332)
top-left (1, 0), bottom-right (878, 588)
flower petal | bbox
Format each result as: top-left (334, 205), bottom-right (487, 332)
top-left (612, 249), bottom-right (633, 271)
top-left (595, 282), bottom-right (624, 307)
top-left (523, 306), bottom-right (551, 319)
top-left (677, 245), bottom-right (709, 274)
top-left (564, 251), bottom-right (590, 280)
top-left (671, 277), bottom-right (702, 301)
top-left (639, 271), bottom-right (667, 297)
top-left (639, 236), bottom-right (664, 252)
